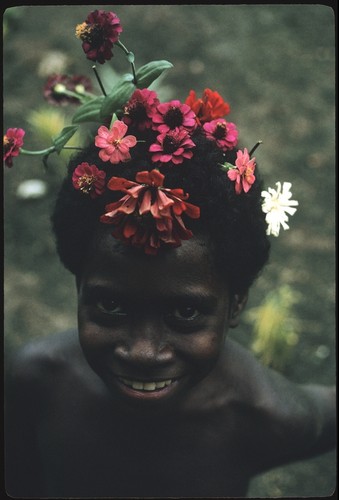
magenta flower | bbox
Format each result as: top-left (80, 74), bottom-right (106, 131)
top-left (95, 120), bottom-right (137, 164)
top-left (227, 148), bottom-right (256, 194)
top-left (43, 74), bottom-right (93, 106)
top-left (75, 10), bottom-right (123, 64)
top-left (149, 127), bottom-right (195, 165)
top-left (203, 119), bottom-right (238, 151)
top-left (3, 128), bottom-right (25, 167)
top-left (122, 88), bottom-right (160, 131)
top-left (151, 100), bottom-right (197, 133)
top-left (72, 162), bottom-right (106, 198)
top-left (100, 169), bottom-right (200, 255)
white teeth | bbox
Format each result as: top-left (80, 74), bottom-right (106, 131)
top-left (143, 382), bottom-right (156, 391)
top-left (131, 381), bottom-right (144, 390)
top-left (121, 378), bottom-right (173, 391)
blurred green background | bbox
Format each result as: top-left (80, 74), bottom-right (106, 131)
top-left (3, 5), bottom-right (336, 497)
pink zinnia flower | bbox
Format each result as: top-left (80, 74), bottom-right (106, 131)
top-left (44, 74), bottom-right (93, 106)
top-left (151, 100), bottom-right (197, 133)
top-left (3, 128), bottom-right (25, 168)
top-left (72, 162), bottom-right (106, 198)
top-left (100, 169), bottom-right (200, 255)
top-left (149, 127), bottom-right (195, 165)
top-left (122, 88), bottom-right (160, 131)
top-left (185, 89), bottom-right (230, 125)
top-left (203, 119), bottom-right (238, 151)
top-left (75, 10), bottom-right (122, 64)
top-left (95, 120), bottom-right (137, 164)
top-left (227, 148), bottom-right (256, 194)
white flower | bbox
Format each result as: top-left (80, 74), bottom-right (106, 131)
top-left (261, 181), bottom-right (298, 237)
top-left (16, 179), bottom-right (48, 200)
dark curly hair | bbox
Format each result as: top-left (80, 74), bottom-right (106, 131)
top-left (51, 129), bottom-right (270, 294)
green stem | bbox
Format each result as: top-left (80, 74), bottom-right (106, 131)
top-left (59, 88), bottom-right (97, 103)
top-left (20, 146), bottom-right (56, 156)
top-left (63, 146), bottom-right (84, 150)
top-left (116, 40), bottom-right (137, 85)
top-left (249, 140), bottom-right (262, 157)
top-left (92, 65), bottom-right (107, 96)
top-left (19, 146), bottom-right (83, 156)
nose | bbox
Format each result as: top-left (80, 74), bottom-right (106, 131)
top-left (114, 322), bottom-right (174, 368)
top-left (115, 338), bottom-right (173, 366)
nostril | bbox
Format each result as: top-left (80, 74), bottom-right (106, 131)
top-left (115, 341), bottom-right (173, 365)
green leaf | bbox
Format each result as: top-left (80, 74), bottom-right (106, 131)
top-left (52, 125), bottom-right (79, 153)
top-left (72, 96), bottom-right (105, 124)
top-left (135, 60), bottom-right (173, 89)
top-left (219, 161), bottom-right (235, 172)
top-left (100, 77), bottom-right (136, 120)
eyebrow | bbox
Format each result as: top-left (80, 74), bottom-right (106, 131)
top-left (80, 283), bottom-right (219, 307)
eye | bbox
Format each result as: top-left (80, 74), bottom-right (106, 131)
top-left (172, 305), bottom-right (200, 321)
top-left (96, 297), bottom-right (126, 316)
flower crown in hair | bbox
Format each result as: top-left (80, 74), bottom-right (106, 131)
top-left (4, 9), bottom-right (298, 254)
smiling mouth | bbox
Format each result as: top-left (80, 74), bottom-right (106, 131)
top-left (119, 378), bottom-right (175, 392)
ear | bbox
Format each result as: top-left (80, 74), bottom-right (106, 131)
top-left (229, 292), bottom-right (248, 328)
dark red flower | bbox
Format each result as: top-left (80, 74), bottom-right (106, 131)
top-left (75, 10), bottom-right (122, 64)
top-left (185, 88), bottom-right (230, 125)
top-left (44, 74), bottom-right (93, 106)
top-left (122, 89), bottom-right (160, 131)
top-left (100, 169), bottom-right (200, 255)
top-left (149, 127), bottom-right (195, 165)
top-left (72, 162), bottom-right (106, 198)
top-left (151, 100), bottom-right (197, 133)
top-left (3, 128), bottom-right (25, 168)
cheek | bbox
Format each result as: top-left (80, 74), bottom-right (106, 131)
top-left (181, 330), bottom-right (226, 363)
top-left (77, 308), bottom-right (113, 359)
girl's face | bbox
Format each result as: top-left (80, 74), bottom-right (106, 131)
top-left (77, 231), bottom-right (236, 411)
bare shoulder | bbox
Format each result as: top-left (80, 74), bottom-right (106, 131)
top-left (5, 330), bottom-right (89, 400)
top-left (223, 337), bottom-right (289, 406)
top-left (222, 338), bottom-right (336, 470)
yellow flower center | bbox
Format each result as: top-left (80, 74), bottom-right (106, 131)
top-left (75, 22), bottom-right (92, 41)
top-left (78, 174), bottom-right (96, 193)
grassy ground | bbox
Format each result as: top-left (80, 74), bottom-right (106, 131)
top-left (3, 5), bottom-right (336, 497)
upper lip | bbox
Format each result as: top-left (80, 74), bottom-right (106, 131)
top-left (116, 374), bottom-right (183, 384)
top-left (117, 375), bottom-right (181, 383)
top-left (119, 377), bottom-right (176, 391)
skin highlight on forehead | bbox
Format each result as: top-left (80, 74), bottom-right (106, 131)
top-left (81, 226), bottom-right (223, 293)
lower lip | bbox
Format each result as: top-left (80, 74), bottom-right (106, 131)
top-left (115, 378), bottom-right (180, 400)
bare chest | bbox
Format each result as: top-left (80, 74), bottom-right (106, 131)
top-left (37, 402), bottom-right (251, 497)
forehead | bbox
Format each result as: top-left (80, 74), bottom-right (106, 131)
top-left (80, 230), bottom-right (227, 298)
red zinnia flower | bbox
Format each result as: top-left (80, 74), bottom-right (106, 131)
top-left (203, 119), bottom-right (238, 151)
top-left (151, 100), bottom-right (197, 133)
top-left (3, 128), bottom-right (25, 168)
top-left (149, 127), bottom-right (195, 165)
top-left (44, 74), bottom-right (93, 106)
top-left (75, 10), bottom-right (122, 64)
top-left (95, 120), bottom-right (137, 164)
top-left (72, 162), bottom-right (106, 198)
top-left (227, 148), bottom-right (256, 194)
top-left (100, 169), bottom-right (200, 255)
top-left (122, 88), bottom-right (160, 132)
top-left (185, 89), bottom-right (230, 125)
